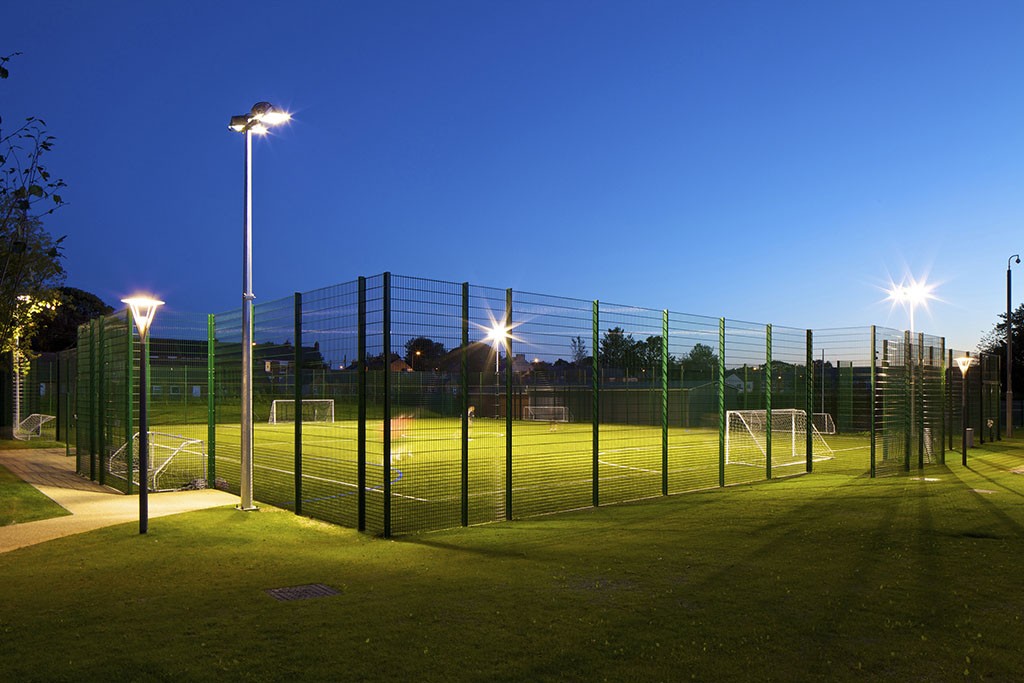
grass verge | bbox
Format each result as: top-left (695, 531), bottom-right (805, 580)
top-left (0, 463), bottom-right (70, 526)
top-left (2, 441), bottom-right (1024, 681)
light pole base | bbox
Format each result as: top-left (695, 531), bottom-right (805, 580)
top-left (236, 504), bottom-right (260, 512)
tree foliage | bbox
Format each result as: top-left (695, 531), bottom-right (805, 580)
top-left (404, 336), bottom-right (446, 369)
top-left (1, 53), bottom-right (67, 361)
top-left (31, 287), bottom-right (113, 353)
top-left (978, 303), bottom-right (1024, 394)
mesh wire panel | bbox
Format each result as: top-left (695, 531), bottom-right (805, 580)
top-left (99, 313), bottom-right (132, 492)
top-left (389, 275), bottom-right (463, 533)
top-left (918, 334), bottom-right (945, 465)
top-left (875, 327), bottom-right (909, 475)
top-left (466, 284), bottom-right (507, 523)
top-left (363, 274), bottom-right (386, 535)
top-left (666, 311), bottom-right (720, 493)
top-left (76, 323), bottom-right (94, 477)
top-left (148, 310), bottom-right (210, 463)
top-left (723, 320), bottom-right (767, 485)
top-left (772, 326), bottom-right (811, 471)
top-left (812, 328), bottom-right (873, 475)
top-left (509, 291), bottom-right (592, 517)
top-left (297, 281), bottom-right (359, 528)
top-left (58, 348), bottom-right (77, 449)
top-left (597, 302), bottom-right (663, 505)
top-left (251, 294), bottom-right (298, 510)
top-left (213, 307), bottom-right (242, 495)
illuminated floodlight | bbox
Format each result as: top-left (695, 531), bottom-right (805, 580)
top-left (886, 275), bottom-right (937, 333)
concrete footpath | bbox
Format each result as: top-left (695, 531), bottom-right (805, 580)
top-left (0, 447), bottom-right (239, 553)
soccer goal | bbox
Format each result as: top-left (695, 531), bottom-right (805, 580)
top-left (524, 405), bottom-right (569, 422)
top-left (813, 412), bottom-right (837, 435)
top-left (13, 414), bottom-right (56, 441)
top-left (725, 409), bottom-right (833, 469)
top-left (268, 399), bottom-right (335, 424)
top-left (108, 432), bottom-right (208, 492)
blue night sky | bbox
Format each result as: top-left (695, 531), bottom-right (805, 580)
top-left (4, 1), bottom-right (1024, 352)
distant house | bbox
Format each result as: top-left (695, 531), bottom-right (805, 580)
top-left (390, 358), bottom-right (413, 373)
top-left (724, 373), bottom-right (753, 393)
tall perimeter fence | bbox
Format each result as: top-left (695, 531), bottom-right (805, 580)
top-left (47, 272), bottom-right (1002, 536)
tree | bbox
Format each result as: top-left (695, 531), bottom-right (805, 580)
top-left (570, 335), bottom-right (588, 366)
top-left (599, 327), bottom-right (638, 373)
top-left (31, 287), bottom-right (113, 352)
top-left (978, 303), bottom-right (1024, 394)
top-left (682, 343), bottom-right (718, 380)
top-left (1, 53), bottom-right (67, 361)
top-left (404, 336), bottom-right (446, 369)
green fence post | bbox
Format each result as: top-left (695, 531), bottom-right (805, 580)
top-left (89, 320), bottom-right (97, 480)
top-left (505, 288), bottom-right (513, 520)
top-left (870, 326), bottom-right (876, 478)
top-left (64, 352), bottom-right (71, 457)
top-left (592, 300), bottom-right (600, 507)
top-left (383, 273), bottom-right (392, 538)
top-left (461, 282), bottom-right (469, 527)
top-left (125, 309), bottom-right (134, 495)
top-left (904, 330), bottom-right (911, 472)
top-left (947, 348), bottom-right (954, 452)
top-left (765, 324), bottom-right (772, 479)
top-left (97, 318), bottom-right (106, 486)
top-left (806, 329), bottom-right (813, 472)
top-left (918, 332), bottom-right (925, 468)
top-left (939, 337), bottom-right (946, 464)
top-left (294, 292), bottom-right (303, 516)
top-left (662, 310), bottom-right (669, 495)
top-left (357, 276), bottom-right (367, 532)
top-left (718, 318), bottom-right (725, 487)
top-left (207, 314), bottom-right (216, 488)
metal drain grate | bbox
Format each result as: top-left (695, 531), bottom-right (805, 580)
top-left (265, 583), bottom-right (340, 602)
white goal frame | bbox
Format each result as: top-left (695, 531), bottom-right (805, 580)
top-left (725, 408), bottom-right (833, 468)
top-left (812, 412), bottom-right (837, 435)
top-left (268, 399), bottom-right (335, 424)
top-left (108, 431), bottom-right (208, 492)
top-left (13, 413), bottom-right (56, 441)
top-left (524, 405), bottom-right (569, 422)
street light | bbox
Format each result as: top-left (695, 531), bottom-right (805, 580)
top-left (228, 101), bottom-right (290, 511)
top-left (122, 296), bottom-right (164, 535)
top-left (1008, 255), bottom-right (1020, 437)
top-left (955, 355), bottom-right (974, 466)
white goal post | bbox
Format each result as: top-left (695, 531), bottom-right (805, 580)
top-left (524, 405), bottom-right (569, 422)
top-left (725, 409), bottom-right (833, 468)
top-left (108, 431), bottom-right (208, 492)
top-left (268, 399), bottom-right (335, 424)
top-left (813, 412), bottom-right (837, 435)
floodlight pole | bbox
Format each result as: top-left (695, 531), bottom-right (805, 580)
top-left (956, 356), bottom-right (973, 467)
top-left (230, 102), bottom-right (290, 512)
top-left (1008, 255), bottom-right (1019, 438)
top-left (240, 125), bottom-right (257, 511)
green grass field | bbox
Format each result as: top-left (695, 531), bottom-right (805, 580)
top-left (3, 438), bottom-right (1024, 681)
top-left (139, 416), bottom-right (881, 535)
top-left (0, 463), bottom-right (70, 526)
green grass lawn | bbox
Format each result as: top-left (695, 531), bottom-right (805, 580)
top-left (0, 463), bottom-right (70, 526)
top-left (3, 439), bottom-right (1024, 681)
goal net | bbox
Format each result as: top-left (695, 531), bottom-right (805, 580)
top-left (725, 409), bottom-right (833, 469)
top-left (813, 412), bottom-right (837, 435)
top-left (524, 405), bottom-right (569, 422)
top-left (268, 399), bottom-right (335, 424)
top-left (13, 414), bottom-right (56, 441)
top-left (108, 432), bottom-right (208, 492)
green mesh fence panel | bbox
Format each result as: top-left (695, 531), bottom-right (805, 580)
top-left (508, 291), bottom-right (592, 517)
top-left (771, 326), bottom-right (811, 470)
top-left (363, 274), bottom-right (386, 535)
top-left (58, 348), bottom-right (77, 450)
top-left (387, 275), bottom-right (464, 533)
top-left (918, 334), bottom-right (945, 465)
top-left (722, 320), bottom-right (768, 485)
top-left (875, 327), bottom-right (909, 475)
top-left (666, 311), bottom-right (720, 493)
top-left (295, 281), bottom-right (360, 528)
top-left (465, 284), bottom-right (508, 523)
top-left (76, 323), bottom-right (93, 477)
top-left (810, 329), bottom-right (872, 475)
top-left (596, 302), bottom-right (663, 505)
top-left (213, 308), bottom-right (242, 496)
top-left (249, 294), bottom-right (298, 510)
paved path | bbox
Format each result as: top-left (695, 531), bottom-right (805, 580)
top-left (0, 448), bottom-right (239, 553)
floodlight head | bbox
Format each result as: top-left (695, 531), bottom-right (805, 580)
top-left (485, 322), bottom-right (509, 345)
top-left (122, 296), bottom-right (165, 340)
top-left (1013, 254), bottom-right (1021, 267)
top-left (954, 356), bottom-right (974, 377)
top-left (228, 102), bottom-right (291, 133)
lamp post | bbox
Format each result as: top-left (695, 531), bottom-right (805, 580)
top-left (1008, 255), bottom-right (1020, 437)
top-left (956, 355), bottom-right (973, 466)
top-left (228, 102), bottom-right (290, 511)
top-left (122, 296), bottom-right (164, 534)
